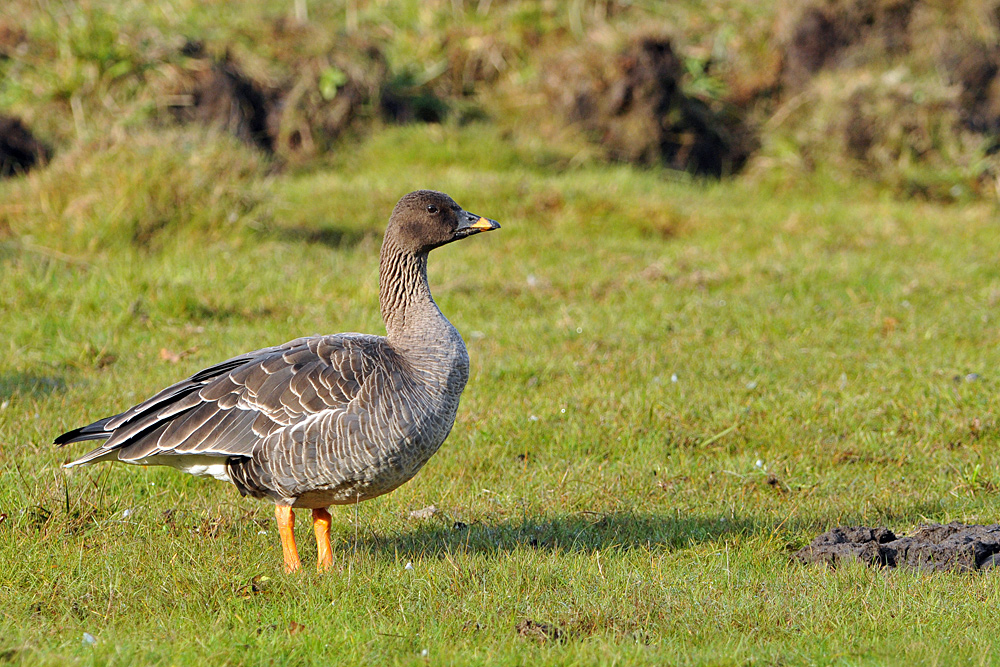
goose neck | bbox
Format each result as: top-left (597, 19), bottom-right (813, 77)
top-left (379, 237), bottom-right (440, 344)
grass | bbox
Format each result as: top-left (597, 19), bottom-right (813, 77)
top-left (2, 121), bottom-right (1000, 665)
top-left (2, 0), bottom-right (1000, 663)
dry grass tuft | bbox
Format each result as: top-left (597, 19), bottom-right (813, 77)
top-left (2, 127), bottom-right (269, 253)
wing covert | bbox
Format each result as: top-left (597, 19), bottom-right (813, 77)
top-left (59, 334), bottom-right (386, 466)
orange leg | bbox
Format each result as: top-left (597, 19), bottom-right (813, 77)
top-left (312, 508), bottom-right (333, 571)
top-left (275, 505), bottom-right (300, 572)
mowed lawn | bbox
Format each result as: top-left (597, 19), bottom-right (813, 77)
top-left (2, 125), bottom-right (1000, 665)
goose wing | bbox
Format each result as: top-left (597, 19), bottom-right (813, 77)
top-left (57, 334), bottom-right (384, 467)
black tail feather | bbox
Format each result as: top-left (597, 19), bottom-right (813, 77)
top-left (54, 416), bottom-right (114, 445)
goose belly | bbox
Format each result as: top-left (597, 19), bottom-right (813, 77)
top-left (285, 396), bottom-right (461, 508)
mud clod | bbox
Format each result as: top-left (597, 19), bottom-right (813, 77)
top-left (796, 523), bottom-right (1000, 571)
top-left (167, 57), bottom-right (275, 152)
top-left (549, 36), bottom-right (754, 177)
top-left (516, 618), bottom-right (563, 643)
top-left (781, 0), bottom-right (918, 87)
top-left (946, 43), bottom-right (1000, 137)
top-left (0, 115), bottom-right (50, 178)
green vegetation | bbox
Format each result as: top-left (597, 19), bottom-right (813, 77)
top-left (3, 1), bottom-right (1000, 665)
top-left (4, 122), bottom-right (1000, 665)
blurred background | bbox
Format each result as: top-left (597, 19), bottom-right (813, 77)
top-left (2, 0), bottom-right (999, 204)
top-left (4, 3), bottom-right (1000, 662)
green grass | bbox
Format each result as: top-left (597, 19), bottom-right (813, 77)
top-left (2, 121), bottom-right (1000, 665)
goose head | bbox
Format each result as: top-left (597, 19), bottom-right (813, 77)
top-left (387, 190), bottom-right (500, 254)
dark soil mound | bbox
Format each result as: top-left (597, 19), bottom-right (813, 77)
top-left (167, 48), bottom-right (275, 152)
top-left (795, 523), bottom-right (1000, 571)
top-left (164, 38), bottom-right (447, 158)
top-left (0, 115), bottom-right (49, 178)
top-left (550, 36), bottom-right (755, 177)
top-left (781, 0), bottom-right (918, 87)
top-left (0, 22), bottom-right (28, 59)
top-left (946, 43), bottom-right (1000, 138)
top-left (772, 1), bottom-right (1000, 196)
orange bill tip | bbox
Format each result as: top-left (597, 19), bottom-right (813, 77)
top-left (469, 217), bottom-right (499, 231)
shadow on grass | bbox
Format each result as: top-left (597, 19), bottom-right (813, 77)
top-left (262, 225), bottom-right (378, 248)
top-left (0, 372), bottom-right (64, 399)
top-left (347, 502), bottom-right (956, 558)
top-left (351, 511), bottom-right (780, 557)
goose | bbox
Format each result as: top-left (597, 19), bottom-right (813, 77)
top-left (55, 190), bottom-right (500, 571)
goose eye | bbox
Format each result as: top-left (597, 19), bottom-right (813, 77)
top-left (426, 205), bottom-right (439, 214)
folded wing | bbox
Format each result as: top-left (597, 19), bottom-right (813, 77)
top-left (57, 335), bottom-right (383, 467)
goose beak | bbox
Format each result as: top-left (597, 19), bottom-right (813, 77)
top-left (457, 211), bottom-right (500, 237)
top-left (468, 216), bottom-right (500, 232)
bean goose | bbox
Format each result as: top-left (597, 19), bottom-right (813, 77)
top-left (55, 190), bottom-right (500, 571)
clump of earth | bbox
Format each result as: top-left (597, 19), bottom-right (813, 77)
top-left (545, 35), bottom-right (755, 177)
top-left (773, 0), bottom-right (1000, 197)
top-left (795, 523), bottom-right (1000, 571)
top-left (0, 115), bottom-right (49, 178)
top-left (780, 0), bottom-right (919, 88)
top-left (160, 28), bottom-right (455, 161)
top-left (163, 38), bottom-right (390, 159)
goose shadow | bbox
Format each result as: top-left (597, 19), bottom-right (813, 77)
top-left (342, 501), bottom-right (958, 559)
top-left (0, 372), bottom-right (64, 400)
top-left (345, 511), bottom-right (798, 558)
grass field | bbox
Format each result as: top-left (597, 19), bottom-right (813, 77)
top-left (2, 122), bottom-right (1000, 665)
top-left (3, 0), bottom-right (1000, 664)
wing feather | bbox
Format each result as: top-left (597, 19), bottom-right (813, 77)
top-left (59, 335), bottom-right (386, 469)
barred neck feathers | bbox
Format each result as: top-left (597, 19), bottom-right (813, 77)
top-left (377, 234), bottom-right (468, 398)
top-left (378, 235), bottom-right (446, 343)
top-left (374, 188), bottom-right (498, 377)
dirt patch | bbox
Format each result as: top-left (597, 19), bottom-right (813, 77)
top-left (0, 22), bottom-right (28, 59)
top-left (515, 618), bottom-right (564, 643)
top-left (161, 36), bottom-right (449, 159)
top-left (0, 115), bottom-right (50, 178)
top-left (165, 46), bottom-right (275, 152)
top-left (780, 0), bottom-right (918, 88)
top-left (795, 523), bottom-right (1000, 571)
top-left (546, 35), bottom-right (755, 177)
top-left (946, 42), bottom-right (1000, 138)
